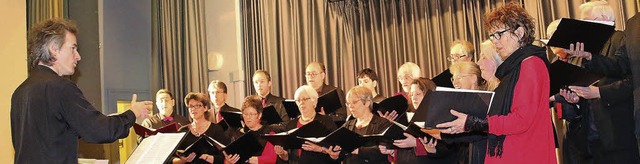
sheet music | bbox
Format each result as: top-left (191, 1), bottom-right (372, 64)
top-left (126, 132), bottom-right (186, 164)
top-left (406, 112), bottom-right (415, 121)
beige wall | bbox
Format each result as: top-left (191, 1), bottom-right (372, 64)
top-left (0, 0), bottom-right (26, 163)
top-left (205, 0), bottom-right (245, 107)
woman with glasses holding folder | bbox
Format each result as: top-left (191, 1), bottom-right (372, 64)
top-left (223, 95), bottom-right (279, 164)
top-left (173, 93), bottom-right (231, 164)
top-left (274, 85), bottom-right (339, 164)
top-left (437, 2), bottom-right (556, 163)
top-left (449, 61), bottom-right (490, 164)
top-left (341, 86), bottom-right (392, 163)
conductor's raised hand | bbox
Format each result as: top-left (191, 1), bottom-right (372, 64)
top-left (130, 94), bottom-right (153, 118)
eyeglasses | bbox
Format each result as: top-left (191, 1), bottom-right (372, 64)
top-left (188, 104), bottom-right (204, 109)
top-left (447, 54), bottom-right (468, 62)
top-left (450, 74), bottom-right (473, 83)
top-left (242, 112), bottom-right (259, 117)
top-left (488, 28), bottom-right (511, 41)
top-left (295, 97), bottom-right (313, 104)
top-left (345, 99), bottom-right (363, 107)
top-left (305, 72), bottom-right (323, 77)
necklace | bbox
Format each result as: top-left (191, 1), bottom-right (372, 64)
top-left (191, 122), bottom-right (210, 137)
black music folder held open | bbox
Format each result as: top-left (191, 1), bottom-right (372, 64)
top-left (315, 89), bottom-right (343, 114)
top-left (361, 121), bottom-right (434, 149)
top-left (126, 132), bottom-right (186, 164)
top-left (432, 69), bottom-right (454, 88)
top-left (178, 134), bottom-right (222, 159)
top-left (282, 100), bottom-right (301, 119)
top-left (261, 120), bottom-right (331, 149)
top-left (220, 111), bottom-right (243, 129)
top-left (413, 87), bottom-right (494, 129)
top-left (208, 131), bottom-right (264, 163)
top-left (298, 127), bottom-right (365, 153)
top-left (549, 60), bottom-right (603, 95)
top-left (546, 18), bottom-right (615, 54)
top-left (262, 105), bottom-right (283, 125)
top-left (133, 122), bottom-right (179, 137)
top-left (373, 95), bottom-right (409, 119)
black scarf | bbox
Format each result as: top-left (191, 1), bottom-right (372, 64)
top-left (487, 44), bottom-right (549, 157)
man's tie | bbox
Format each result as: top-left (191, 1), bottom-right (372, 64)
top-left (262, 98), bottom-right (267, 108)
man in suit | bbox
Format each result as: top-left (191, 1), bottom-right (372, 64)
top-left (571, 11), bottom-right (640, 159)
top-left (253, 70), bottom-right (288, 121)
top-left (208, 80), bottom-right (241, 125)
top-left (305, 62), bottom-right (347, 125)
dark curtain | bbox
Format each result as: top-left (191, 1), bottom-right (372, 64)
top-left (154, 0), bottom-right (209, 119)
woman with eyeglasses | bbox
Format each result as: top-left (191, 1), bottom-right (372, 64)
top-left (450, 62), bottom-right (487, 90)
top-left (437, 2), bottom-right (556, 163)
top-left (173, 92), bottom-right (231, 164)
top-left (273, 85), bottom-right (339, 164)
top-left (223, 96), bottom-right (279, 164)
top-left (449, 62), bottom-right (490, 164)
top-left (340, 86), bottom-right (392, 164)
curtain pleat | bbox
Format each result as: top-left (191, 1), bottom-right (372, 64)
top-left (156, 0), bottom-right (208, 119)
top-left (240, 0), bottom-right (639, 100)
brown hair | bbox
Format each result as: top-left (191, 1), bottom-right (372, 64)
top-left (253, 70), bottom-right (272, 81)
top-left (27, 19), bottom-right (78, 68)
top-left (156, 89), bottom-right (174, 99)
top-left (184, 92), bottom-right (211, 118)
top-left (242, 95), bottom-right (264, 114)
top-left (484, 2), bottom-right (536, 47)
top-left (357, 68), bottom-right (380, 82)
top-left (209, 80), bottom-right (228, 93)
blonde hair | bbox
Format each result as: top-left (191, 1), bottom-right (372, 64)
top-left (546, 19), bottom-right (561, 38)
top-left (397, 62), bottom-right (422, 79)
top-left (450, 40), bottom-right (475, 60)
top-left (346, 86), bottom-right (374, 110)
top-left (480, 40), bottom-right (502, 66)
top-left (580, 1), bottom-right (614, 21)
top-left (450, 62), bottom-right (487, 90)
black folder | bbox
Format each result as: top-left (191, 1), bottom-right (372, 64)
top-left (549, 60), bottom-right (603, 96)
top-left (261, 120), bottom-right (331, 149)
top-left (209, 131), bottom-right (264, 163)
top-left (298, 127), bottom-right (365, 153)
top-left (315, 89), bottom-right (343, 114)
top-left (133, 122), bottom-right (179, 137)
top-left (431, 69), bottom-right (454, 88)
top-left (547, 18), bottom-right (615, 54)
top-left (179, 135), bottom-right (221, 158)
top-left (361, 122), bottom-right (407, 149)
top-left (220, 111), bottom-right (243, 129)
top-left (413, 88), bottom-right (494, 129)
top-left (373, 95), bottom-right (409, 120)
top-left (261, 105), bottom-right (283, 125)
top-left (282, 100), bottom-right (301, 119)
